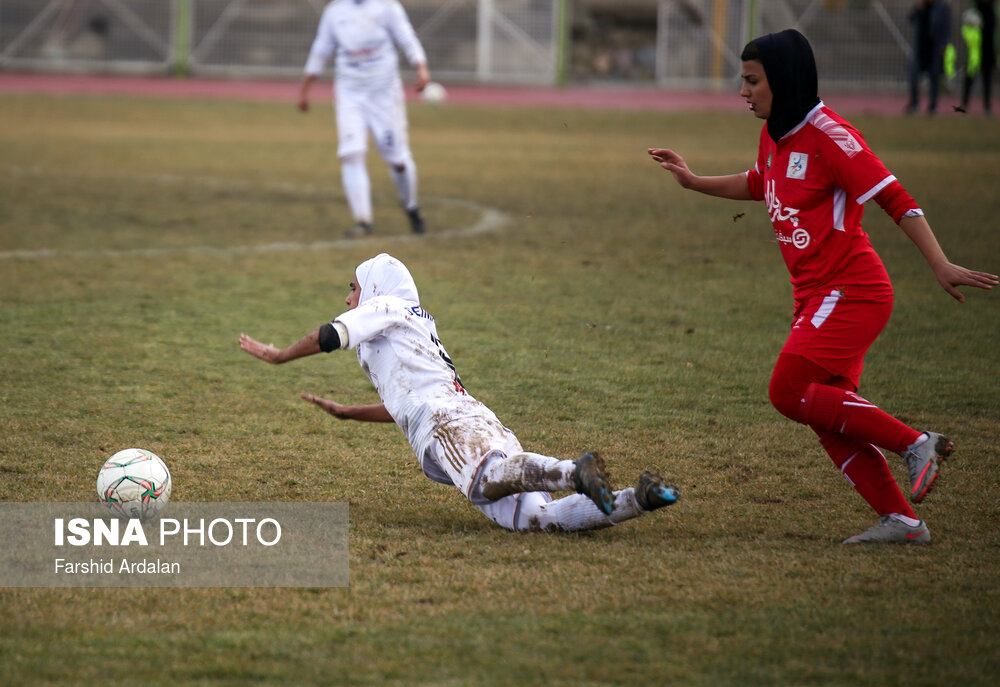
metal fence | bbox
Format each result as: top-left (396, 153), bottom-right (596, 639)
top-left (0, 0), bottom-right (978, 92)
top-left (654, 0), bottom-right (920, 92)
top-left (0, 0), bottom-right (175, 74)
top-left (0, 0), bottom-right (561, 82)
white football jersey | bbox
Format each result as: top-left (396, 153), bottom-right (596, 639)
top-left (334, 255), bottom-right (496, 462)
top-left (304, 0), bottom-right (426, 90)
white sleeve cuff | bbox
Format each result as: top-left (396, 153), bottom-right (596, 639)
top-left (333, 321), bottom-right (349, 349)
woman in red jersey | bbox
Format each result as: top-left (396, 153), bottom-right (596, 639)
top-left (649, 29), bottom-right (997, 545)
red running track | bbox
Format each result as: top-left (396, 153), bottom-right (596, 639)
top-left (0, 71), bottom-right (941, 116)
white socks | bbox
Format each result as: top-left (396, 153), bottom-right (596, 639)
top-left (907, 432), bottom-right (930, 450)
top-left (340, 153), bottom-right (372, 224)
top-left (480, 453), bottom-right (575, 501)
top-left (389, 157), bottom-right (418, 211)
top-left (889, 513), bottom-right (922, 527)
top-left (510, 488), bottom-right (644, 532)
top-left (341, 154), bottom-right (418, 223)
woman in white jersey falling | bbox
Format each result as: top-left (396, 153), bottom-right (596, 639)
top-left (298, 0), bottom-right (429, 238)
top-left (240, 253), bottom-right (678, 532)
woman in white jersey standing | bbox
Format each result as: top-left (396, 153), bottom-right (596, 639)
top-left (298, 0), bottom-right (430, 238)
top-left (240, 253), bottom-right (680, 532)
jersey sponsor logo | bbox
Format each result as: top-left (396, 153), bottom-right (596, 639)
top-left (406, 305), bottom-right (433, 321)
top-left (765, 179), bottom-right (811, 249)
top-left (775, 228), bottom-right (811, 249)
top-left (765, 178), bottom-right (801, 227)
top-left (343, 43), bottom-right (385, 69)
top-left (786, 153), bottom-right (808, 179)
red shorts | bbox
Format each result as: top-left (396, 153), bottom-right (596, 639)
top-left (780, 288), bottom-right (893, 388)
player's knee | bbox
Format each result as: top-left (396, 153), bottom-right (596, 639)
top-left (510, 492), bottom-right (552, 532)
top-left (385, 158), bottom-right (409, 174)
top-left (479, 492), bottom-right (551, 532)
top-left (768, 371), bottom-right (808, 423)
top-left (340, 151), bottom-right (366, 167)
top-left (381, 149), bottom-right (411, 171)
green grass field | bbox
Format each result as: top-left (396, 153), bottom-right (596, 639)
top-left (1, 91), bottom-right (999, 686)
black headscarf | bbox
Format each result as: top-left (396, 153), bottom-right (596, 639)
top-left (744, 29), bottom-right (820, 142)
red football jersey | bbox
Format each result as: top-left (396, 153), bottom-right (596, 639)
top-left (745, 103), bottom-right (913, 306)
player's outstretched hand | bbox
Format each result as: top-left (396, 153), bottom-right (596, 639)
top-left (648, 148), bottom-right (698, 189)
top-left (932, 261), bottom-right (999, 303)
top-left (300, 392), bottom-right (352, 419)
top-left (301, 394), bottom-right (394, 423)
top-left (239, 333), bottom-right (282, 364)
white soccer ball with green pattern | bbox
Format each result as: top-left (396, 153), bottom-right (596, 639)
top-left (96, 448), bottom-right (172, 520)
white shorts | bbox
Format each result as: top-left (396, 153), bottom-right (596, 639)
top-left (421, 417), bottom-right (555, 530)
top-left (420, 412), bottom-right (522, 505)
top-left (334, 79), bottom-right (410, 163)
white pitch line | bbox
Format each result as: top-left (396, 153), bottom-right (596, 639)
top-left (0, 167), bottom-right (511, 260)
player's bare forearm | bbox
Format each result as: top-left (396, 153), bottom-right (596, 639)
top-left (239, 330), bottom-right (322, 364)
top-left (300, 393), bottom-right (394, 422)
top-left (648, 148), bottom-right (753, 200)
top-left (297, 74), bottom-right (317, 112)
top-left (898, 215), bottom-right (999, 302)
top-left (687, 173), bottom-right (753, 200)
top-left (415, 62), bottom-right (430, 91)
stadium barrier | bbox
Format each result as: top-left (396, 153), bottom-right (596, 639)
top-left (0, 0), bottom-right (976, 93)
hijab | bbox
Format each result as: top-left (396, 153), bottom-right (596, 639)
top-left (748, 29), bottom-right (820, 142)
top-left (355, 253), bottom-right (420, 306)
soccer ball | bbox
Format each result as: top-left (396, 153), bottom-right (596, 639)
top-left (421, 81), bottom-right (447, 103)
top-left (96, 448), bottom-right (172, 520)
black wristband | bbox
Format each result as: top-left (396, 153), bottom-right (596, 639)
top-left (318, 322), bottom-right (341, 353)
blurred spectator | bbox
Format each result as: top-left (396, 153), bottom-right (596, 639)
top-left (961, 0), bottom-right (996, 115)
top-left (906, 0), bottom-right (952, 115)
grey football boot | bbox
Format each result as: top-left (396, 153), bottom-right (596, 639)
top-left (902, 432), bottom-right (953, 503)
top-left (843, 515), bottom-right (930, 545)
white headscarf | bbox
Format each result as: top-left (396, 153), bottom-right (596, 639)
top-left (355, 253), bottom-right (420, 306)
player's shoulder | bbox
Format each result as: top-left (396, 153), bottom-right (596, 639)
top-left (321, 0), bottom-right (347, 18)
top-left (324, 0), bottom-right (392, 11)
top-left (335, 0), bottom-right (399, 9)
top-left (359, 294), bottom-right (420, 316)
top-left (805, 105), bottom-right (866, 158)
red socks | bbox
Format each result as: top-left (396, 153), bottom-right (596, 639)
top-left (816, 431), bottom-right (916, 518)
top-left (769, 352), bottom-right (921, 518)
top-left (801, 383), bottom-right (921, 455)
top-left (769, 353), bottom-right (921, 454)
